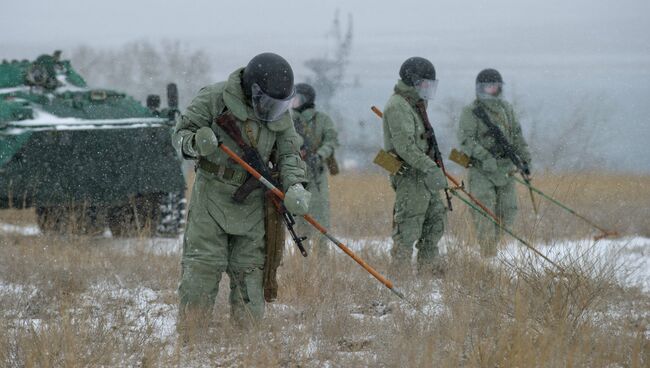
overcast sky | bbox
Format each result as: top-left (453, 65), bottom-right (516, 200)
top-left (2, 0), bottom-right (648, 59)
top-left (2, 0), bottom-right (649, 171)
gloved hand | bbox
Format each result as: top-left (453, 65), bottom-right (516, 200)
top-left (284, 184), bottom-right (311, 215)
top-left (522, 161), bottom-right (532, 176)
top-left (194, 127), bottom-right (219, 156)
top-left (424, 166), bottom-right (448, 192)
top-left (482, 157), bottom-right (498, 172)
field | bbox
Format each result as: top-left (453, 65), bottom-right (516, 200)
top-left (0, 172), bottom-right (649, 367)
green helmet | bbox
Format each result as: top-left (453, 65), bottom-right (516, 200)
top-left (476, 68), bottom-right (504, 99)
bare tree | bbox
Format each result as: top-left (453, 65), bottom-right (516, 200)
top-left (304, 10), bottom-right (354, 110)
top-left (69, 40), bottom-right (212, 109)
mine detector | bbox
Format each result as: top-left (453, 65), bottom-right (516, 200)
top-left (0, 51), bottom-right (186, 237)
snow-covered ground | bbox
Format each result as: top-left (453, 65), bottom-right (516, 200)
top-left (1, 222), bottom-right (648, 356)
top-left (2, 222), bottom-right (648, 292)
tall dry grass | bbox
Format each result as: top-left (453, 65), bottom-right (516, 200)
top-left (0, 172), bottom-right (648, 366)
top-left (328, 171), bottom-right (650, 239)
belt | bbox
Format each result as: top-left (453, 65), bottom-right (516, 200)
top-left (197, 159), bottom-right (248, 185)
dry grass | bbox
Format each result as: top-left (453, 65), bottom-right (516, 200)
top-left (329, 171), bottom-right (650, 239)
top-left (0, 171), bottom-right (648, 366)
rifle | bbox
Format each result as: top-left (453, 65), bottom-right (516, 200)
top-left (294, 116), bottom-right (322, 192)
top-left (218, 142), bottom-right (407, 300)
top-left (214, 112), bottom-right (308, 257)
top-left (472, 106), bottom-right (538, 213)
top-left (415, 101), bottom-right (453, 211)
top-left (268, 193), bottom-right (308, 257)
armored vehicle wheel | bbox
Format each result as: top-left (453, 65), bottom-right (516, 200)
top-left (108, 194), bottom-right (161, 237)
top-left (36, 205), bottom-right (106, 236)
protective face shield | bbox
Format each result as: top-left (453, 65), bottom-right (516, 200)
top-left (413, 78), bottom-right (438, 100)
top-left (476, 82), bottom-right (504, 100)
top-left (251, 83), bottom-right (295, 122)
top-left (291, 93), bottom-right (306, 109)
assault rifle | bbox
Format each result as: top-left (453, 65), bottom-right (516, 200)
top-left (472, 106), bottom-right (537, 213)
top-left (294, 118), bottom-right (322, 192)
top-left (415, 101), bottom-right (453, 211)
top-left (214, 112), bottom-right (308, 257)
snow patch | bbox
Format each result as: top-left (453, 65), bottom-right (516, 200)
top-left (0, 223), bottom-right (40, 236)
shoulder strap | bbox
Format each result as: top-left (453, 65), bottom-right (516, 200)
top-left (214, 111), bottom-right (248, 150)
top-left (414, 100), bottom-right (439, 164)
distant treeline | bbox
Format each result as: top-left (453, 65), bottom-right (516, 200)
top-left (70, 40), bottom-right (212, 110)
top-left (69, 39), bottom-right (607, 173)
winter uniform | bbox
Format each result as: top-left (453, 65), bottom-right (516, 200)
top-left (382, 79), bottom-right (447, 272)
top-left (457, 75), bottom-right (531, 256)
top-left (292, 106), bottom-right (338, 254)
top-left (173, 67), bottom-right (307, 326)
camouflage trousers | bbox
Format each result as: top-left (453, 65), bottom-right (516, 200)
top-left (468, 169), bottom-right (518, 257)
top-left (296, 168), bottom-right (331, 256)
top-left (178, 172), bottom-right (266, 328)
top-left (390, 172), bottom-right (446, 273)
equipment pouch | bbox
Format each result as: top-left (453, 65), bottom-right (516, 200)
top-left (449, 148), bottom-right (472, 168)
top-left (326, 155), bottom-right (340, 176)
top-left (373, 149), bottom-right (403, 175)
top-left (263, 194), bottom-right (285, 302)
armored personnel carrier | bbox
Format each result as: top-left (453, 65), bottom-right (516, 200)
top-left (0, 51), bottom-right (186, 237)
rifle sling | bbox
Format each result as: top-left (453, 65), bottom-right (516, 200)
top-left (214, 111), bottom-right (272, 202)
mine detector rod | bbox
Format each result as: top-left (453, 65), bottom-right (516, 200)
top-left (371, 106), bottom-right (564, 272)
top-left (218, 143), bottom-right (406, 300)
top-left (510, 176), bottom-right (618, 241)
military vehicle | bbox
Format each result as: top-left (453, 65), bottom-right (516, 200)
top-left (0, 51), bottom-right (186, 237)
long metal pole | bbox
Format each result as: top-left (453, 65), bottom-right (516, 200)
top-left (511, 176), bottom-right (617, 240)
top-left (219, 143), bottom-right (405, 300)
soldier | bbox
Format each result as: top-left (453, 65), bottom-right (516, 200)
top-left (382, 57), bottom-right (448, 276)
top-left (291, 83), bottom-right (339, 255)
top-left (173, 52), bottom-right (310, 328)
top-left (457, 68), bottom-right (532, 257)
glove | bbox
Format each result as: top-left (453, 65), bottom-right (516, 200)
top-left (424, 166), bottom-right (448, 192)
top-left (194, 127), bottom-right (219, 156)
top-left (522, 161), bottom-right (532, 176)
top-left (481, 157), bottom-right (498, 172)
top-left (284, 184), bottom-right (311, 215)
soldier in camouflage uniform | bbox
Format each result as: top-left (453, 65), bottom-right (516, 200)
top-left (291, 83), bottom-right (339, 255)
top-left (382, 57), bottom-right (448, 275)
top-left (172, 53), bottom-right (310, 327)
top-left (457, 68), bottom-right (532, 257)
